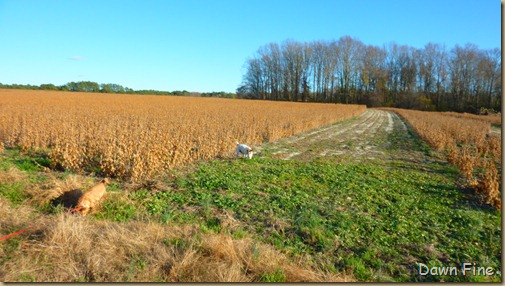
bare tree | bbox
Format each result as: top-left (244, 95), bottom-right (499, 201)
top-left (477, 48), bottom-right (501, 110)
top-left (336, 36), bottom-right (363, 104)
top-left (448, 44), bottom-right (480, 111)
top-left (238, 37), bottom-right (500, 112)
top-left (360, 45), bottom-right (387, 106)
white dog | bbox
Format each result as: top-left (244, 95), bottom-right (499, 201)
top-left (236, 142), bottom-right (254, 159)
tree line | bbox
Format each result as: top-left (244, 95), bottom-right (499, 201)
top-left (0, 81), bottom-right (236, 98)
top-left (237, 36), bottom-right (501, 113)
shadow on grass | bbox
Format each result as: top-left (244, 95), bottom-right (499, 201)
top-left (51, 189), bottom-right (83, 209)
top-left (415, 178), bottom-right (496, 213)
top-left (390, 158), bottom-right (460, 178)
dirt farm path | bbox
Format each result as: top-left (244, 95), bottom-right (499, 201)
top-left (256, 109), bottom-right (416, 163)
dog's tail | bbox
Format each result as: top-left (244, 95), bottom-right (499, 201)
top-left (236, 141), bottom-right (240, 145)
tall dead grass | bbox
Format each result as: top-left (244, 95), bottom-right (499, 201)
top-left (385, 108), bottom-right (501, 209)
top-left (0, 197), bottom-right (353, 282)
top-left (0, 167), bottom-right (27, 184)
top-left (24, 173), bottom-right (89, 207)
top-left (0, 89), bottom-right (365, 182)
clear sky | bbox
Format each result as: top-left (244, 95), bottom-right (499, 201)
top-left (0, 0), bottom-right (500, 93)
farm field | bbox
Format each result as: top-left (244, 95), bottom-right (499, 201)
top-left (383, 108), bottom-right (502, 210)
top-left (0, 89), bottom-right (365, 182)
top-left (0, 90), bottom-right (502, 282)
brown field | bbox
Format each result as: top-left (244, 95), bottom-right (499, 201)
top-left (383, 108), bottom-right (502, 209)
top-left (0, 89), bottom-right (365, 181)
top-left (442, 111), bottom-right (502, 126)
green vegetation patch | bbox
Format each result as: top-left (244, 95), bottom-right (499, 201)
top-left (0, 181), bottom-right (28, 206)
top-left (142, 157), bottom-right (501, 282)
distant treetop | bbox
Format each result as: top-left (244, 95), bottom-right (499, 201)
top-left (0, 82), bottom-right (235, 98)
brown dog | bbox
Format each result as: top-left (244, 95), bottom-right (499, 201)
top-left (76, 178), bottom-right (110, 216)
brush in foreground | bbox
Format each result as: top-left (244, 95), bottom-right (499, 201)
top-left (0, 197), bottom-right (354, 282)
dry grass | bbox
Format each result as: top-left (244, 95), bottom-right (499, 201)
top-left (0, 197), bottom-right (353, 282)
top-left (31, 174), bottom-right (85, 204)
top-left (0, 89), bottom-right (365, 182)
top-left (383, 108), bottom-right (501, 209)
top-left (0, 167), bottom-right (27, 183)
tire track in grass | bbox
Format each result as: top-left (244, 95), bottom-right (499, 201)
top-left (259, 109), bottom-right (416, 162)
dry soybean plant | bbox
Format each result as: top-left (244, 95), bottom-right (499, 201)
top-left (0, 89), bottom-right (365, 182)
top-left (386, 108), bottom-right (501, 209)
top-left (442, 111), bottom-right (501, 126)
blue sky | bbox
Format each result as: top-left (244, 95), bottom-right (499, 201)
top-left (0, 0), bottom-right (500, 93)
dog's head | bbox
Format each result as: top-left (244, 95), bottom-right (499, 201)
top-left (247, 149), bottom-right (254, 159)
top-left (102, 178), bottom-right (111, 185)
